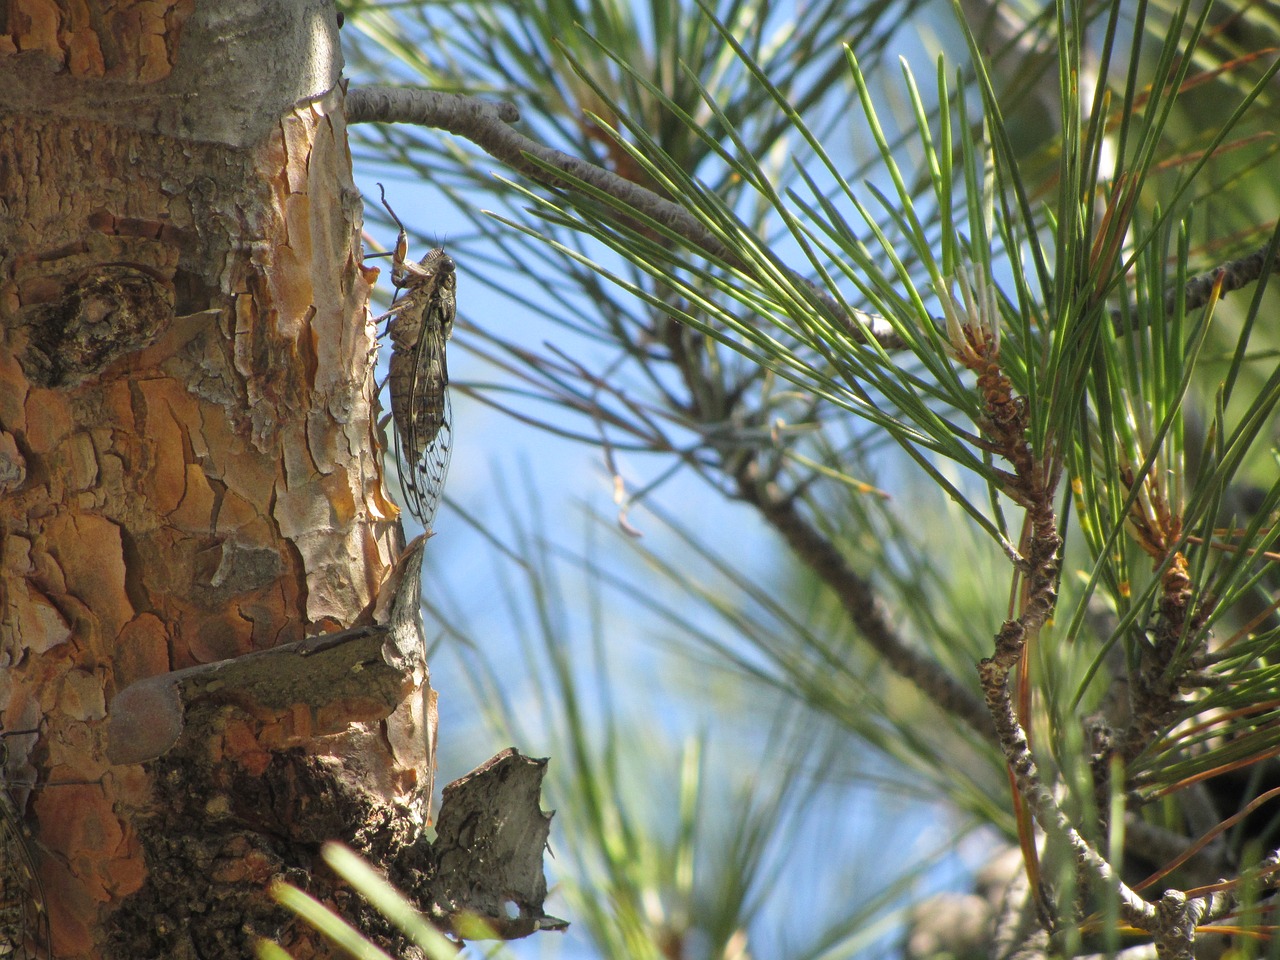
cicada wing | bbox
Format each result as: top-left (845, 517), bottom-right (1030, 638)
top-left (392, 309), bottom-right (453, 532)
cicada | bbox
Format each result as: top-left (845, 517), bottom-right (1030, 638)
top-left (376, 186), bottom-right (455, 532)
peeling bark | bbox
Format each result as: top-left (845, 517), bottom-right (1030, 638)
top-left (0, 3), bottom-right (554, 957)
top-left (430, 749), bottom-right (566, 940)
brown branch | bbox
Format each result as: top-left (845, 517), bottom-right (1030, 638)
top-left (732, 459), bottom-right (994, 737)
top-left (956, 328), bottom-right (1162, 937)
top-left (959, 332), bottom-right (1235, 955)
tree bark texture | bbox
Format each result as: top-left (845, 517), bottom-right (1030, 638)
top-left (0, 3), bottom-right (446, 957)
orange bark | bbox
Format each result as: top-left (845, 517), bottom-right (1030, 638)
top-left (1, 4), bottom-right (427, 956)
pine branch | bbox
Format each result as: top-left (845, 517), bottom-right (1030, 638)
top-left (347, 87), bottom-right (1280, 356)
top-left (952, 310), bottom-right (1242, 955)
top-left (1172, 242), bottom-right (1280, 315)
top-left (345, 85), bottom-right (906, 350)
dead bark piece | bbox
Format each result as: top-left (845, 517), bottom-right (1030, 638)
top-left (106, 535), bottom-right (432, 769)
top-left (429, 749), bottom-right (568, 939)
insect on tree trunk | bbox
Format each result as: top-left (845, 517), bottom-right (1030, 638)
top-left (0, 4), bottom-right (557, 958)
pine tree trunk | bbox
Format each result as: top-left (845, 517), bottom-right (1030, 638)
top-left (1, 3), bottom-right (442, 956)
